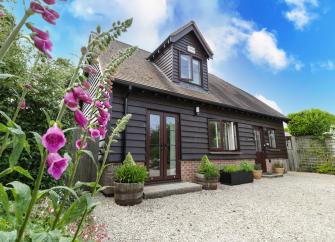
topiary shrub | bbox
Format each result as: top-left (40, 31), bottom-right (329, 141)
top-left (115, 152), bottom-right (148, 183)
top-left (197, 155), bottom-right (219, 178)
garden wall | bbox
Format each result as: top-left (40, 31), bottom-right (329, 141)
top-left (287, 135), bottom-right (335, 172)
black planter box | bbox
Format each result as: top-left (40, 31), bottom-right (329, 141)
top-left (220, 171), bottom-right (253, 185)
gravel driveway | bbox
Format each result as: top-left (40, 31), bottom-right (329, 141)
top-left (94, 172), bottom-right (335, 242)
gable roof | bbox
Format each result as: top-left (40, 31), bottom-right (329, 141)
top-left (148, 21), bottom-right (213, 60)
top-left (98, 41), bottom-right (287, 121)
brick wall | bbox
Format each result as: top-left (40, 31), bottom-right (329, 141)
top-left (181, 159), bottom-right (255, 182)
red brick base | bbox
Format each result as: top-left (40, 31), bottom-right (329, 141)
top-left (181, 159), bottom-right (255, 182)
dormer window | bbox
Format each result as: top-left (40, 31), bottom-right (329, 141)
top-left (180, 53), bottom-right (202, 85)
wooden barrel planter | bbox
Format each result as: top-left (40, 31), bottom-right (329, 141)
top-left (195, 173), bottom-right (219, 190)
top-left (114, 182), bottom-right (144, 206)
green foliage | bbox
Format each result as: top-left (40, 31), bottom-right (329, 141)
top-left (316, 162), bottom-right (335, 174)
top-left (222, 165), bottom-right (241, 173)
top-left (287, 109), bottom-right (335, 137)
top-left (115, 153), bottom-right (148, 183)
top-left (198, 155), bottom-right (219, 178)
top-left (239, 161), bottom-right (254, 172)
top-left (272, 163), bottom-right (284, 168)
top-left (0, 11), bottom-right (75, 189)
top-left (254, 163), bottom-right (262, 170)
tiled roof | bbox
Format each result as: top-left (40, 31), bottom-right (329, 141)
top-left (98, 40), bottom-right (287, 120)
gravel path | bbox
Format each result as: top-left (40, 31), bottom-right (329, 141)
top-left (94, 172), bottom-right (335, 242)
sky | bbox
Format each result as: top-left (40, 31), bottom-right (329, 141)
top-left (8, 0), bottom-right (335, 115)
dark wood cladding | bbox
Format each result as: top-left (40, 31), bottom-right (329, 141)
top-left (152, 44), bottom-right (173, 80)
top-left (108, 84), bottom-right (288, 163)
top-left (172, 32), bottom-right (209, 90)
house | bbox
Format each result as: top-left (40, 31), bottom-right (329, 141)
top-left (84, 21), bottom-right (288, 184)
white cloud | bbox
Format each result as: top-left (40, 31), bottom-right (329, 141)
top-left (70, 0), bottom-right (168, 51)
top-left (310, 60), bottom-right (335, 72)
top-left (246, 29), bottom-right (288, 71)
top-left (256, 95), bottom-right (283, 113)
top-left (69, 0), bottom-right (299, 72)
top-left (284, 0), bottom-right (319, 30)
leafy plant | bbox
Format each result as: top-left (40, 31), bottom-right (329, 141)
top-left (0, 1), bottom-right (136, 241)
top-left (254, 163), bottom-right (262, 170)
top-left (115, 153), bottom-right (148, 183)
top-left (222, 165), bottom-right (241, 173)
top-left (316, 162), bottom-right (335, 174)
top-left (240, 161), bottom-right (254, 172)
top-left (198, 155), bottom-right (219, 178)
top-left (287, 109), bottom-right (335, 137)
top-left (272, 163), bottom-right (284, 168)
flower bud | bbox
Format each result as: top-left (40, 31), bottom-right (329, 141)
top-left (96, 25), bottom-right (101, 33)
top-left (81, 47), bottom-right (87, 55)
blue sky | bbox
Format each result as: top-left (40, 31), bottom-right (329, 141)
top-left (9, 0), bottom-right (335, 115)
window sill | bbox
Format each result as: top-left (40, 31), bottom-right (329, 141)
top-left (209, 151), bottom-right (242, 155)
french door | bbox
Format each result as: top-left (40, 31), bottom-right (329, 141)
top-left (147, 111), bottom-right (180, 182)
top-left (254, 126), bottom-right (267, 172)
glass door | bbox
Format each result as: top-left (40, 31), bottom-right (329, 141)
top-left (147, 111), bottom-right (180, 182)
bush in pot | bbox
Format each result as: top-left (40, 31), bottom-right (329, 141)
top-left (220, 161), bottom-right (254, 185)
top-left (273, 163), bottom-right (284, 175)
top-left (252, 163), bottom-right (263, 179)
top-left (114, 152), bottom-right (148, 206)
top-left (195, 155), bottom-right (219, 190)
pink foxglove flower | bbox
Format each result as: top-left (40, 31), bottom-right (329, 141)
top-left (19, 100), bottom-right (26, 110)
top-left (82, 80), bottom-right (91, 90)
top-left (99, 108), bottom-right (110, 119)
top-left (103, 92), bottom-right (110, 99)
top-left (74, 110), bottom-right (88, 128)
top-left (42, 7), bottom-right (60, 25)
top-left (32, 35), bottom-right (52, 58)
top-left (98, 126), bottom-right (107, 139)
top-left (0, 10), bottom-right (5, 17)
top-left (42, 124), bottom-right (66, 153)
top-left (98, 83), bottom-right (104, 89)
top-left (75, 138), bottom-right (87, 150)
top-left (89, 128), bottom-right (100, 139)
top-left (47, 153), bottom-right (69, 180)
top-left (30, 1), bottom-right (45, 14)
top-left (64, 91), bottom-right (78, 111)
top-left (27, 24), bottom-right (50, 40)
top-left (73, 86), bottom-right (92, 104)
top-left (43, 0), bottom-right (56, 5)
top-left (98, 116), bottom-right (108, 127)
top-left (95, 101), bottom-right (103, 109)
top-left (103, 101), bottom-right (111, 109)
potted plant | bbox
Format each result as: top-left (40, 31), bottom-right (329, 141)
top-left (273, 162), bottom-right (285, 175)
top-left (252, 163), bottom-right (263, 179)
top-left (114, 152), bottom-right (148, 206)
top-left (220, 161), bottom-right (254, 185)
top-left (195, 155), bottom-right (219, 190)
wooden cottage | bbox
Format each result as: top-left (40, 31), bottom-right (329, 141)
top-left (84, 21), bottom-right (288, 184)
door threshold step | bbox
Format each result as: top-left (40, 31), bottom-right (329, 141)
top-left (262, 173), bottom-right (283, 178)
top-left (143, 182), bottom-right (202, 199)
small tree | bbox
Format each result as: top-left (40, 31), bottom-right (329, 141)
top-left (287, 109), bottom-right (335, 137)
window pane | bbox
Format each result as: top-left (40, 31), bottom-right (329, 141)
top-left (166, 117), bottom-right (176, 176)
top-left (192, 59), bottom-right (201, 85)
top-left (268, 129), bottom-right (276, 148)
top-left (149, 114), bottom-right (160, 177)
top-left (180, 54), bottom-right (191, 79)
top-left (254, 129), bottom-right (262, 152)
top-left (223, 122), bottom-right (238, 151)
top-left (209, 121), bottom-right (222, 149)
